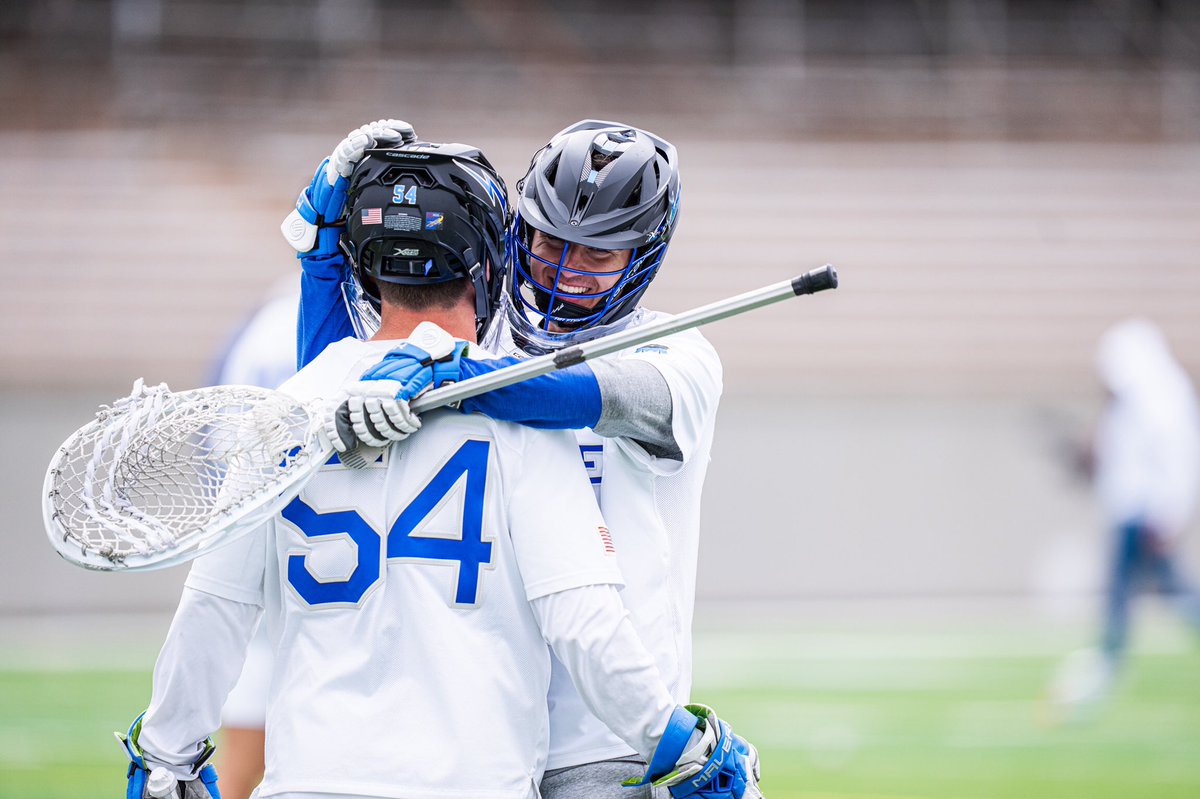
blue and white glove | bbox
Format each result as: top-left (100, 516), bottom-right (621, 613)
top-left (627, 704), bottom-right (763, 799)
top-left (117, 713), bottom-right (221, 799)
top-left (281, 118), bottom-right (417, 259)
top-left (322, 322), bottom-right (467, 462)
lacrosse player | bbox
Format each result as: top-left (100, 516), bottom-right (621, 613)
top-left (283, 119), bottom-right (726, 798)
top-left (121, 140), bottom-right (760, 799)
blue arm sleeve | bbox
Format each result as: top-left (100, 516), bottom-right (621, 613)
top-left (458, 357), bottom-right (602, 430)
top-left (297, 253), bottom-right (356, 369)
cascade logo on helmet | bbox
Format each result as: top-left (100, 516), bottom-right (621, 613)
top-left (505, 119), bottom-right (681, 352)
top-left (379, 150), bottom-right (432, 160)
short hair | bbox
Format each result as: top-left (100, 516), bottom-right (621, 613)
top-left (377, 277), bottom-right (473, 313)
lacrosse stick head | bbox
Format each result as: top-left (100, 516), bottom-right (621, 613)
top-left (43, 381), bottom-right (332, 571)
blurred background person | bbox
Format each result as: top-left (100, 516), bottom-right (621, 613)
top-left (1051, 318), bottom-right (1200, 720)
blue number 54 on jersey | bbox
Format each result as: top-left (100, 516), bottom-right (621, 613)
top-left (285, 439), bottom-right (493, 607)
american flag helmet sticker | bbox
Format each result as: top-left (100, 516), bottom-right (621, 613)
top-left (361, 208), bottom-right (382, 225)
top-left (598, 525), bottom-right (615, 555)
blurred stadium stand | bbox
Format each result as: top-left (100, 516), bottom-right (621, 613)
top-left (1, 0), bottom-right (1198, 612)
top-left (1, 0), bottom-right (1198, 393)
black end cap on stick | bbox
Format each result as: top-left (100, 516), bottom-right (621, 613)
top-left (791, 264), bottom-right (838, 295)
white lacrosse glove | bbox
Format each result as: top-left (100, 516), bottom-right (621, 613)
top-left (318, 392), bottom-right (397, 470)
top-left (281, 118), bottom-right (417, 255)
top-left (329, 321), bottom-right (466, 453)
top-left (347, 382), bottom-right (423, 448)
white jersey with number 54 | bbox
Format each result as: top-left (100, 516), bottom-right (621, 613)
top-left (185, 337), bottom-right (624, 799)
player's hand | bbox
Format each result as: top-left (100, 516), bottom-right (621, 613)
top-left (328, 321), bottom-right (467, 452)
top-left (281, 118), bottom-right (417, 257)
top-left (326, 383), bottom-right (422, 449)
top-left (359, 321), bottom-right (467, 401)
top-left (318, 392), bottom-right (392, 470)
top-left (629, 704), bottom-right (763, 799)
top-left (319, 323), bottom-right (465, 464)
top-left (117, 713), bottom-right (221, 799)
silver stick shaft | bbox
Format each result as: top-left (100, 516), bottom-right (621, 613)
top-left (410, 264), bottom-right (838, 414)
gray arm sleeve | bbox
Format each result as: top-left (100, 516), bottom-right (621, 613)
top-left (590, 358), bottom-right (682, 460)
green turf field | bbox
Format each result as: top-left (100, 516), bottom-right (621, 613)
top-left (2, 623), bottom-right (1197, 799)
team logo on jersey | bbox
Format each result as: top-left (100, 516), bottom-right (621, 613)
top-left (635, 344), bottom-right (668, 355)
top-left (425, 212), bottom-right (444, 230)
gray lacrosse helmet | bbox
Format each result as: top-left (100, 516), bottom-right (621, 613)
top-left (506, 119), bottom-right (681, 349)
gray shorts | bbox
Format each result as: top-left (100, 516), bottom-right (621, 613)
top-left (541, 757), bottom-right (666, 799)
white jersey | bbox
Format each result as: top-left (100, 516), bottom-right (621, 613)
top-left (212, 284), bottom-right (299, 730)
top-left (486, 308), bottom-right (723, 769)
top-left (1095, 319), bottom-right (1200, 537)
top-left (185, 338), bottom-right (624, 799)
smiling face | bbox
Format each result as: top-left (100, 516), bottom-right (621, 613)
top-left (527, 230), bottom-right (632, 329)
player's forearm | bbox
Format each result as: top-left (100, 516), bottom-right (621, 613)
top-left (297, 255), bottom-right (355, 369)
top-left (531, 584), bottom-right (675, 760)
top-left (458, 357), bottom-right (603, 430)
top-left (138, 587), bottom-right (262, 774)
top-left (457, 355), bottom-right (679, 456)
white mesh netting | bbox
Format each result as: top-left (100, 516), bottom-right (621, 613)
top-left (45, 380), bottom-right (321, 568)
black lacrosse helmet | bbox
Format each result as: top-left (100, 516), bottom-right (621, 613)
top-left (342, 141), bottom-right (510, 337)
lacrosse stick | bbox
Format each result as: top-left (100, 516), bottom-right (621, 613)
top-left (43, 266), bottom-right (837, 572)
top-left (43, 379), bottom-right (333, 571)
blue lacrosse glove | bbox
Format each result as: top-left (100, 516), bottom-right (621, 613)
top-left (359, 329), bottom-right (470, 402)
top-left (626, 704), bottom-right (762, 799)
top-left (322, 322), bottom-right (467, 462)
top-left (281, 119), bottom-right (417, 264)
top-left (117, 712), bottom-right (221, 799)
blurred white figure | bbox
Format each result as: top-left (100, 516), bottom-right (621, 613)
top-left (1052, 319), bottom-right (1200, 720)
top-left (210, 277), bottom-right (298, 799)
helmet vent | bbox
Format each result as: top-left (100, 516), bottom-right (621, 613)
top-left (543, 154), bottom-right (561, 182)
top-left (583, 149), bottom-right (620, 188)
top-left (378, 166), bottom-right (436, 188)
